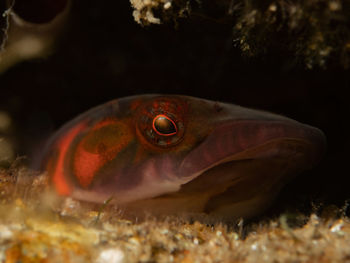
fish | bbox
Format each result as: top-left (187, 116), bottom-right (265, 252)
top-left (39, 94), bottom-right (326, 220)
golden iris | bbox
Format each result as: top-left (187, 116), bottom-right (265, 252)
top-left (152, 114), bottom-right (177, 136)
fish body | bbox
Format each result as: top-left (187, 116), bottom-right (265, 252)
top-left (40, 95), bottom-right (326, 220)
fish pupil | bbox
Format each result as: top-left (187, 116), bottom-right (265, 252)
top-left (153, 115), bottom-right (177, 136)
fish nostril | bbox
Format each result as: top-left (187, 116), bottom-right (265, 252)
top-left (213, 102), bottom-right (223, 113)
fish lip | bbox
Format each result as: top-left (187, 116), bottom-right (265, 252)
top-left (179, 120), bottom-right (326, 180)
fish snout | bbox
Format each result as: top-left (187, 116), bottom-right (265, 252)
top-left (179, 119), bottom-right (326, 179)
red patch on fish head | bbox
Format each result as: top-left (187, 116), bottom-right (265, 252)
top-left (50, 122), bottom-right (86, 195)
top-left (73, 119), bottom-right (133, 188)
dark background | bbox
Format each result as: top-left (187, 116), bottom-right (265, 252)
top-left (1, 0), bottom-right (349, 215)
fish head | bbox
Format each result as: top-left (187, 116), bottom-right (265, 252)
top-left (42, 95), bottom-right (326, 219)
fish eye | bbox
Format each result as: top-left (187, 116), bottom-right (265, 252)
top-left (136, 98), bottom-right (186, 148)
top-left (152, 114), bottom-right (177, 136)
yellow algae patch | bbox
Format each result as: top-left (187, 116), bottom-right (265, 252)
top-left (4, 230), bottom-right (92, 263)
top-left (25, 218), bottom-right (100, 245)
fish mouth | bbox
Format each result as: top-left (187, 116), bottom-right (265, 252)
top-left (179, 120), bottom-right (326, 184)
top-left (173, 120), bottom-right (326, 218)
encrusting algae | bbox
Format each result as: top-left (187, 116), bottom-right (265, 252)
top-left (130, 0), bottom-right (350, 69)
top-left (0, 163), bottom-right (350, 263)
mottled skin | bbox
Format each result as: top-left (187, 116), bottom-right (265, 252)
top-left (40, 95), bottom-right (326, 220)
